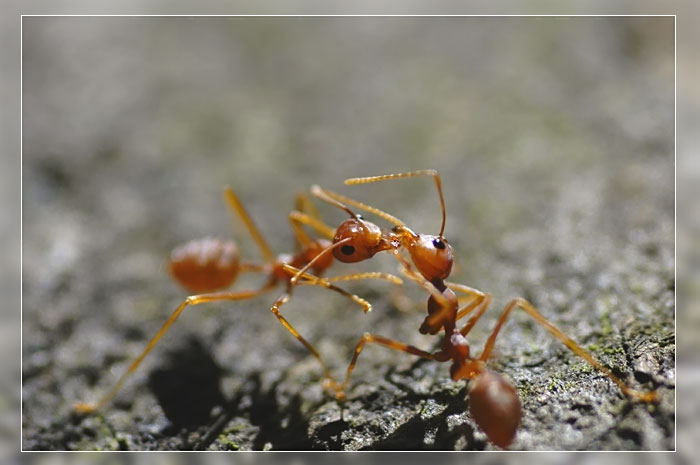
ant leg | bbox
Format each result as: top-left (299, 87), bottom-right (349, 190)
top-left (276, 238), bottom-right (402, 381)
top-left (289, 211), bottom-right (313, 249)
top-left (345, 169), bottom-right (446, 237)
top-left (303, 271), bottom-right (404, 313)
top-left (74, 285), bottom-right (276, 414)
top-left (320, 269), bottom-right (414, 315)
top-left (282, 264), bottom-right (401, 313)
top-left (446, 282), bottom-right (485, 299)
top-left (270, 289), bottom-right (337, 382)
top-left (478, 297), bottom-right (657, 403)
top-left (289, 192), bottom-right (334, 249)
top-left (330, 333), bottom-right (435, 400)
top-left (292, 265), bottom-right (412, 312)
top-left (270, 279), bottom-right (372, 388)
top-left (295, 192), bottom-right (322, 221)
top-left (446, 282), bottom-right (492, 322)
top-left (457, 294), bottom-right (493, 336)
top-left (288, 210), bottom-right (336, 245)
top-left (270, 265), bottom-right (405, 389)
top-left (223, 186), bottom-right (275, 263)
top-left (313, 271), bottom-right (403, 286)
top-left (290, 210), bottom-right (335, 240)
top-left (446, 282), bottom-right (493, 336)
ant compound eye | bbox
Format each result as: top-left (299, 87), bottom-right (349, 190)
top-left (341, 245), bottom-right (356, 256)
top-left (432, 238), bottom-right (446, 250)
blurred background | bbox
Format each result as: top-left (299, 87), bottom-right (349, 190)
top-left (20, 15), bottom-right (675, 452)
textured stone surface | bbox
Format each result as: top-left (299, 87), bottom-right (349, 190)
top-left (22, 17), bottom-right (674, 450)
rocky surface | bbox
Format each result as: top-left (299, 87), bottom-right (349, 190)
top-left (22, 17), bottom-right (674, 450)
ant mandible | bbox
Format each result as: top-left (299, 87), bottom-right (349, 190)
top-left (74, 186), bottom-right (402, 415)
top-left (298, 169), bottom-right (658, 449)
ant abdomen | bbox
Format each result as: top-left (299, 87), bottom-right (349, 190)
top-left (168, 237), bottom-right (241, 293)
top-left (468, 368), bottom-right (521, 448)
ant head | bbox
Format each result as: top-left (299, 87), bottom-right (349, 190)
top-left (333, 216), bottom-right (389, 263)
top-left (408, 234), bottom-right (454, 281)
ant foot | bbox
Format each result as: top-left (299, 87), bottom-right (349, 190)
top-left (628, 388), bottom-right (659, 403)
top-left (321, 378), bottom-right (346, 402)
top-left (73, 402), bottom-right (98, 414)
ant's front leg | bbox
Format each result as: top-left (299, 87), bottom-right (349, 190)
top-left (270, 263), bottom-right (403, 390)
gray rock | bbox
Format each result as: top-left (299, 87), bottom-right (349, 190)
top-left (21, 16), bottom-right (674, 450)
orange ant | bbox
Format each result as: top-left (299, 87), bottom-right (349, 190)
top-left (73, 186), bottom-right (402, 415)
top-left (297, 169), bottom-right (659, 449)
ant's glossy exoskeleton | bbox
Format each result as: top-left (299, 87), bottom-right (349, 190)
top-left (298, 169), bottom-right (658, 448)
top-left (74, 186), bottom-right (402, 414)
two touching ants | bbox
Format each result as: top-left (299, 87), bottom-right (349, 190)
top-left (75, 170), bottom-right (657, 449)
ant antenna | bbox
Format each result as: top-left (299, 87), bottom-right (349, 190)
top-left (345, 169), bottom-right (447, 237)
top-left (311, 185), bottom-right (359, 220)
top-left (313, 185), bottom-right (406, 228)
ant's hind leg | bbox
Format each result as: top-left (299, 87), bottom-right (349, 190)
top-left (478, 297), bottom-right (657, 403)
top-left (74, 285), bottom-right (275, 414)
